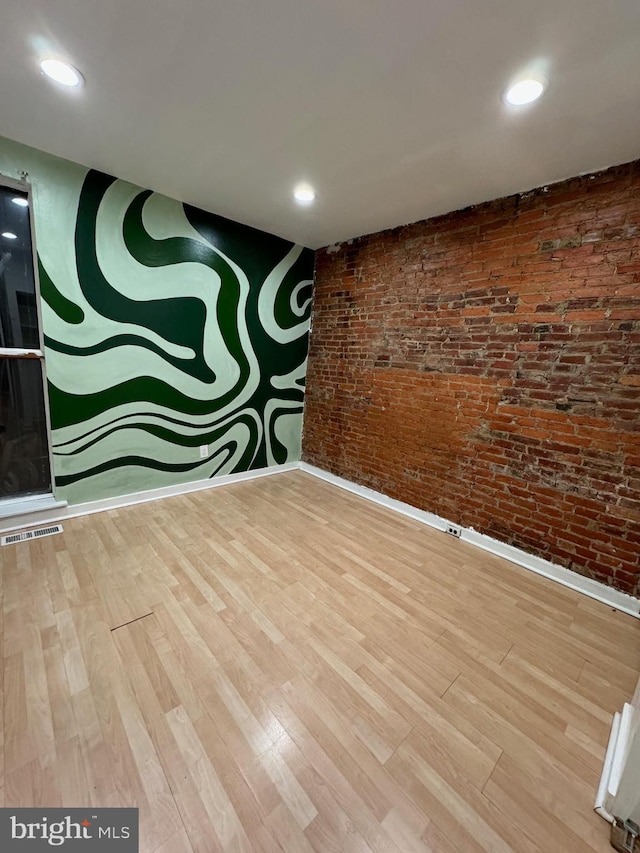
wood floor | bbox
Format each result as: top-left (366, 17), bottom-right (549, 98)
top-left (1, 471), bottom-right (639, 852)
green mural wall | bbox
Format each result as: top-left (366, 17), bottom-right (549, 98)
top-left (0, 137), bottom-right (313, 504)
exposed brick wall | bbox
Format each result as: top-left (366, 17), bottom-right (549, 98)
top-left (302, 161), bottom-right (640, 597)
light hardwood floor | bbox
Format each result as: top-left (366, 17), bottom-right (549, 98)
top-left (1, 470), bottom-right (639, 852)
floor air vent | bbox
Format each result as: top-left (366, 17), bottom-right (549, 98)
top-left (1, 524), bottom-right (64, 546)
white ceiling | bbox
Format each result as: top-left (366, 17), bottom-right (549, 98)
top-left (2, 0), bottom-right (640, 249)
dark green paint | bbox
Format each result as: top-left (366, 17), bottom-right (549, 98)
top-left (43, 166), bottom-right (313, 488)
top-left (38, 260), bottom-right (84, 324)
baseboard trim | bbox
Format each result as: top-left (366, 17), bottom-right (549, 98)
top-left (0, 463), bottom-right (299, 534)
top-left (299, 462), bottom-right (640, 618)
top-left (6, 459), bottom-right (638, 617)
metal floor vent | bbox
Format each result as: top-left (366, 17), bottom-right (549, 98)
top-left (1, 524), bottom-right (64, 546)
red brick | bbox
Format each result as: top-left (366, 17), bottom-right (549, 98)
top-left (303, 159), bottom-right (640, 597)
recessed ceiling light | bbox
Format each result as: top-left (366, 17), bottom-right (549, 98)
top-left (11, 197), bottom-right (29, 208)
top-left (2, 232), bottom-right (18, 240)
top-left (504, 78), bottom-right (546, 106)
top-left (40, 58), bottom-right (84, 88)
top-left (293, 184), bottom-right (316, 204)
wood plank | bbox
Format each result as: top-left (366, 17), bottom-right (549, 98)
top-left (1, 470), bottom-right (637, 852)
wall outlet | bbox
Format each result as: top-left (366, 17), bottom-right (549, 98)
top-left (446, 525), bottom-right (461, 538)
top-left (199, 445), bottom-right (208, 458)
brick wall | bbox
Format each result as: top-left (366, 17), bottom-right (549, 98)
top-left (302, 161), bottom-right (640, 597)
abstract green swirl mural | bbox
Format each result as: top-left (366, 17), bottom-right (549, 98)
top-left (0, 137), bottom-right (313, 503)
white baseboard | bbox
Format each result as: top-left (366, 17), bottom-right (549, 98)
top-left (299, 462), bottom-right (640, 618)
top-left (5, 458), bottom-right (638, 618)
top-left (0, 463), bottom-right (299, 534)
